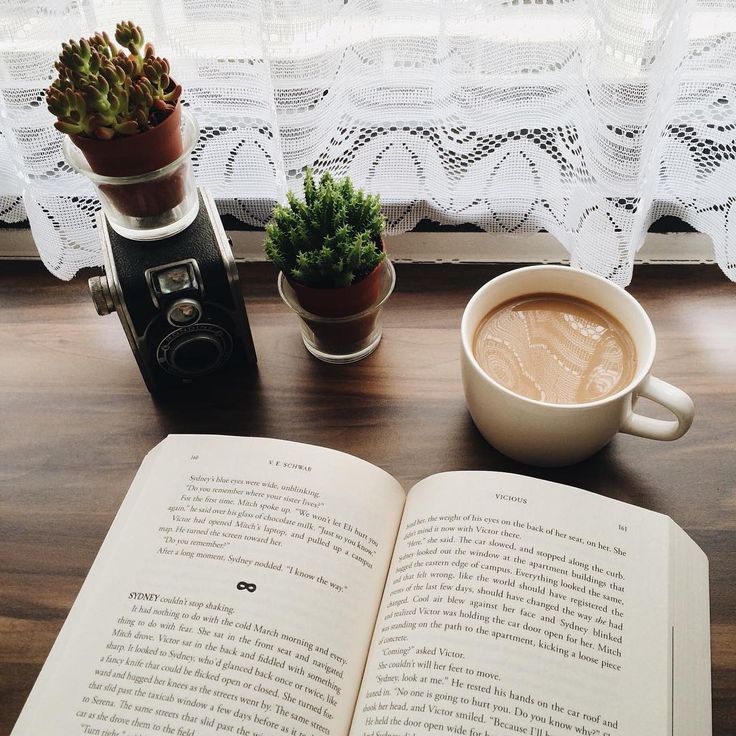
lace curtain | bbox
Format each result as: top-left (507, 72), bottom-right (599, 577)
top-left (1, 0), bottom-right (735, 283)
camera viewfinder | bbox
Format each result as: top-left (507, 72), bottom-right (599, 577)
top-left (155, 264), bottom-right (195, 294)
top-left (167, 299), bottom-right (202, 327)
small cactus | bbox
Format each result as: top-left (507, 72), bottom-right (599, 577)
top-left (265, 169), bottom-right (385, 288)
top-left (46, 21), bottom-right (182, 139)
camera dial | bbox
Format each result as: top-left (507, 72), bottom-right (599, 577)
top-left (157, 323), bottom-right (233, 377)
top-left (88, 275), bottom-right (115, 316)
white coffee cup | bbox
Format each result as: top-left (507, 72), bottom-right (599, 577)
top-left (460, 265), bottom-right (694, 466)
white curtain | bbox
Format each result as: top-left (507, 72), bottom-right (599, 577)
top-left (1, 0), bottom-right (736, 283)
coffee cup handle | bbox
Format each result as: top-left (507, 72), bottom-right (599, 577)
top-left (620, 375), bottom-right (694, 441)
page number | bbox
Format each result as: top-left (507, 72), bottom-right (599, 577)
top-left (618, 524), bottom-right (628, 532)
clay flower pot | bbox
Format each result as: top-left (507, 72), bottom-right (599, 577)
top-left (71, 103), bottom-right (185, 219)
top-left (287, 261), bottom-right (384, 317)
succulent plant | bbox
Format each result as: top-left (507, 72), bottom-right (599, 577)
top-left (265, 169), bottom-right (385, 289)
top-left (46, 21), bottom-right (182, 140)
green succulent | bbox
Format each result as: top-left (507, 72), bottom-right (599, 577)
top-left (265, 169), bottom-right (385, 288)
top-left (46, 21), bottom-right (182, 140)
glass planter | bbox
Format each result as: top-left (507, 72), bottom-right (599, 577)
top-left (62, 109), bottom-right (199, 240)
top-left (278, 259), bottom-right (396, 364)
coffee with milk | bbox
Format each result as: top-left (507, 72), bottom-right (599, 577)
top-left (472, 293), bottom-right (637, 405)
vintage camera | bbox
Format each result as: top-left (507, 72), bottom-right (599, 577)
top-left (88, 189), bottom-right (256, 393)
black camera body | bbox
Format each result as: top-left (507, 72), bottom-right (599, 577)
top-left (89, 189), bottom-right (256, 393)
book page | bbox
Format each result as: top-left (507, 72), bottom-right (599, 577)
top-left (350, 472), bottom-right (683, 736)
top-left (12, 435), bottom-right (405, 736)
top-left (669, 521), bottom-right (711, 736)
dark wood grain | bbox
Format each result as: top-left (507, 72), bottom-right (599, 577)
top-left (0, 261), bottom-right (734, 734)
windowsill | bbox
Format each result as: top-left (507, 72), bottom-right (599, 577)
top-left (0, 228), bottom-right (716, 267)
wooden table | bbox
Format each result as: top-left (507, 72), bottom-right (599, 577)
top-left (0, 261), bottom-right (734, 734)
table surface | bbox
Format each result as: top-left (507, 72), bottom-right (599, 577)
top-left (0, 261), bottom-right (734, 734)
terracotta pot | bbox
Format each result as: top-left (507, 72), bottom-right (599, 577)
top-left (287, 260), bottom-right (384, 318)
top-left (71, 103), bottom-right (185, 218)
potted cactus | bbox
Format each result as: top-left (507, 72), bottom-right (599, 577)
top-left (47, 21), bottom-right (186, 219)
top-left (265, 169), bottom-right (395, 362)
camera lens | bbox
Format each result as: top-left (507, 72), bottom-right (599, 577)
top-left (170, 334), bottom-right (223, 374)
top-left (157, 323), bottom-right (233, 378)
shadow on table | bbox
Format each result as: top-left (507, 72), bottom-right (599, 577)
top-left (456, 414), bottom-right (667, 513)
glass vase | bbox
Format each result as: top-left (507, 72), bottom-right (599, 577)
top-left (62, 109), bottom-right (199, 241)
top-left (278, 259), bottom-right (396, 364)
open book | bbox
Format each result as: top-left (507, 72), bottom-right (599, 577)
top-left (11, 435), bottom-right (710, 736)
